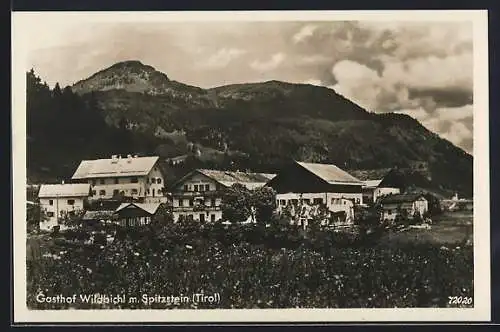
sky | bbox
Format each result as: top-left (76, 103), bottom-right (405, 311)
top-left (23, 18), bottom-right (474, 154)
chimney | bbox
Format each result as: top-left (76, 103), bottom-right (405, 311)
top-left (133, 154), bottom-right (138, 158)
top-left (111, 155), bottom-right (117, 159)
top-left (61, 180), bottom-right (65, 185)
top-left (127, 154), bottom-right (132, 159)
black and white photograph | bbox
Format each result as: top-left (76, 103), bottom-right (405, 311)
top-left (12, 10), bottom-right (490, 323)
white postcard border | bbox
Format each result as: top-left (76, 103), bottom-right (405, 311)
top-left (11, 9), bottom-right (491, 323)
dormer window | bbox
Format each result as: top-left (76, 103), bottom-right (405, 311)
top-left (131, 177), bottom-right (138, 183)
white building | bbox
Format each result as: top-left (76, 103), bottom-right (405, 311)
top-left (266, 161), bottom-right (364, 226)
top-left (170, 169), bottom-right (276, 223)
top-left (38, 183), bottom-right (91, 231)
top-left (362, 179), bottom-right (400, 204)
top-left (71, 154), bottom-right (167, 203)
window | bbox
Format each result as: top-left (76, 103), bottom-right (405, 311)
top-left (188, 214), bottom-right (194, 221)
top-left (99, 190), bottom-right (106, 196)
top-left (157, 178), bottom-right (162, 184)
top-left (211, 214), bottom-right (216, 222)
top-left (91, 180), bottom-right (96, 186)
top-left (49, 200), bottom-right (53, 206)
top-left (114, 178), bottom-right (119, 184)
top-left (212, 198), bottom-right (217, 207)
top-left (157, 188), bottom-right (162, 196)
top-left (183, 184), bottom-right (188, 192)
top-left (194, 185), bottom-right (199, 192)
top-left (131, 177), bottom-right (138, 183)
top-left (47, 212), bottom-right (54, 217)
top-left (131, 189), bottom-right (138, 195)
top-left (189, 199), bottom-right (193, 207)
top-left (388, 210), bottom-right (392, 215)
top-left (205, 184), bottom-right (210, 191)
top-left (355, 198), bottom-right (360, 204)
top-left (200, 214), bottom-right (205, 222)
top-left (113, 189), bottom-right (119, 196)
top-left (179, 199), bottom-right (184, 207)
top-left (151, 178), bottom-right (156, 184)
top-left (67, 199), bottom-right (75, 205)
top-left (146, 189), bottom-right (150, 195)
top-left (280, 199), bottom-right (286, 206)
top-left (100, 179), bottom-right (105, 185)
top-left (313, 198), bottom-right (323, 205)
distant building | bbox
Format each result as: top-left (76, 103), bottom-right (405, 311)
top-left (71, 155), bottom-right (167, 203)
top-left (167, 154), bottom-right (189, 166)
top-left (362, 179), bottom-right (401, 205)
top-left (266, 161), bottom-right (364, 225)
top-left (379, 193), bottom-right (429, 223)
top-left (170, 169), bottom-right (276, 223)
top-left (38, 183), bottom-right (92, 231)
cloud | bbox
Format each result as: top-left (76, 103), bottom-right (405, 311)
top-left (198, 48), bottom-right (247, 69)
top-left (24, 19), bottom-right (474, 151)
top-left (293, 25), bottom-right (317, 43)
top-left (395, 105), bottom-right (473, 153)
top-left (250, 53), bottom-right (286, 71)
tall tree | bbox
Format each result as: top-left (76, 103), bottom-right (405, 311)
top-left (221, 183), bottom-right (252, 222)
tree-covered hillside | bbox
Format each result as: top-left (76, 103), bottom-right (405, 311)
top-left (26, 61), bottom-right (473, 197)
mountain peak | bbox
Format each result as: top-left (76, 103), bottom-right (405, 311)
top-left (72, 60), bottom-right (171, 95)
top-left (108, 60), bottom-right (156, 72)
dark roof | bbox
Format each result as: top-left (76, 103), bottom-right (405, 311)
top-left (115, 202), bottom-right (162, 215)
top-left (296, 162), bottom-right (362, 185)
top-left (380, 193), bottom-right (426, 204)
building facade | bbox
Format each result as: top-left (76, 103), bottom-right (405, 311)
top-left (362, 179), bottom-right (401, 205)
top-left (71, 155), bottom-right (167, 203)
top-left (170, 169), bottom-right (276, 223)
top-left (267, 161), bottom-right (364, 225)
top-left (38, 183), bottom-right (91, 231)
top-left (379, 193), bottom-right (429, 222)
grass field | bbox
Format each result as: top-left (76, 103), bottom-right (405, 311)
top-left (377, 211), bottom-right (473, 247)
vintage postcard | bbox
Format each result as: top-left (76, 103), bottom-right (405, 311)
top-left (12, 10), bottom-right (490, 323)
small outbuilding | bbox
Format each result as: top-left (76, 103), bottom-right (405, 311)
top-left (379, 193), bottom-right (429, 223)
top-left (114, 202), bottom-right (162, 227)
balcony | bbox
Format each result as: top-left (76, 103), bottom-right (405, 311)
top-left (172, 205), bottom-right (222, 212)
top-left (170, 190), bottom-right (222, 198)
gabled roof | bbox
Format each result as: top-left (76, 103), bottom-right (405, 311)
top-left (296, 161), bottom-right (362, 185)
top-left (173, 169), bottom-right (276, 190)
top-left (380, 193), bottom-right (426, 204)
top-left (38, 183), bottom-right (91, 198)
top-left (72, 156), bottom-right (159, 179)
top-left (197, 169), bottom-right (277, 189)
top-left (363, 179), bottom-right (383, 188)
top-left (115, 202), bottom-right (162, 215)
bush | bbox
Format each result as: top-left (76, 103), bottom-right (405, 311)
top-left (27, 232), bottom-right (474, 309)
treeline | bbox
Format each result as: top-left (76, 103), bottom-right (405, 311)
top-left (26, 70), bottom-right (165, 182)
